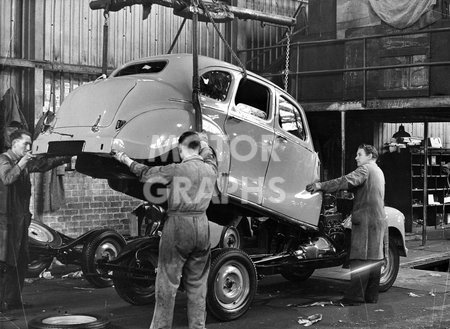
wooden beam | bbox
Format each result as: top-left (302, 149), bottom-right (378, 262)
top-left (0, 57), bottom-right (104, 75)
top-left (301, 96), bottom-right (450, 112)
top-left (89, 0), bottom-right (296, 27)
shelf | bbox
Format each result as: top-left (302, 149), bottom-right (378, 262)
top-left (412, 203), bottom-right (450, 208)
top-left (412, 175), bottom-right (448, 178)
top-left (412, 188), bottom-right (448, 191)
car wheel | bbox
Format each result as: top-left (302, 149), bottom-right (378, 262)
top-left (28, 313), bottom-right (109, 329)
top-left (219, 226), bottom-right (241, 249)
top-left (280, 268), bottom-right (315, 282)
top-left (207, 248), bottom-right (257, 321)
top-left (28, 220), bottom-right (63, 248)
top-left (27, 257), bottom-right (53, 278)
top-left (81, 230), bottom-right (126, 288)
top-left (379, 236), bottom-right (400, 292)
top-left (113, 249), bottom-right (158, 305)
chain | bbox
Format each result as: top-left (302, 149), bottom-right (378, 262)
top-left (103, 5), bottom-right (110, 24)
top-left (284, 27), bottom-right (292, 92)
top-left (102, 8), bottom-right (110, 75)
top-left (198, 0), bottom-right (247, 79)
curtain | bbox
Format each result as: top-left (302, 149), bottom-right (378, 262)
top-left (368, 0), bottom-right (436, 29)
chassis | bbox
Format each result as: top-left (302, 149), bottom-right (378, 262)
top-left (98, 195), bottom-right (407, 321)
top-left (28, 220), bottom-right (126, 288)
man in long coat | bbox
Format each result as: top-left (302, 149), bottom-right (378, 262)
top-left (113, 131), bottom-right (218, 329)
top-left (307, 144), bottom-right (387, 305)
top-left (0, 129), bottom-right (69, 312)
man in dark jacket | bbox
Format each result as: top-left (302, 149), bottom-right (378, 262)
top-left (306, 144), bottom-right (387, 305)
top-left (113, 131), bottom-right (218, 329)
top-left (0, 129), bottom-right (70, 312)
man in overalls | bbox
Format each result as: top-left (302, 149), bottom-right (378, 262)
top-left (113, 131), bottom-right (218, 329)
top-left (307, 144), bottom-right (387, 305)
top-left (0, 129), bottom-right (70, 312)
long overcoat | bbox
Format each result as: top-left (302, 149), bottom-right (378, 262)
top-left (320, 162), bottom-right (387, 260)
top-left (0, 150), bottom-right (69, 265)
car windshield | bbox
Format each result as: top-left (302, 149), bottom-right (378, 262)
top-left (114, 61), bottom-right (168, 77)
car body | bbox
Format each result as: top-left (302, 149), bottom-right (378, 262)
top-left (33, 53), bottom-right (322, 229)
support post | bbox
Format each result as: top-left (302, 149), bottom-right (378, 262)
top-left (191, 0), bottom-right (202, 132)
top-left (422, 121), bottom-right (429, 246)
top-left (341, 111), bottom-right (346, 176)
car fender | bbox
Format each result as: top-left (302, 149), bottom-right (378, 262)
top-left (343, 206), bottom-right (408, 257)
top-left (113, 110), bottom-right (230, 194)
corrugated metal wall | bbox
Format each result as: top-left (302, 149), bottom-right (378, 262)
top-left (38, 0), bottom-right (230, 67)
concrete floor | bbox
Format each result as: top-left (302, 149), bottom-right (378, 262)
top-left (1, 237), bottom-right (449, 329)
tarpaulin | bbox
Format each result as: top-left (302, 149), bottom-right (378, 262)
top-left (368, 0), bottom-right (436, 29)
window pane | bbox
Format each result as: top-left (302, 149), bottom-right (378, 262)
top-left (200, 71), bottom-right (232, 101)
top-left (279, 97), bottom-right (305, 140)
top-left (235, 79), bottom-right (270, 119)
top-left (114, 61), bottom-right (168, 77)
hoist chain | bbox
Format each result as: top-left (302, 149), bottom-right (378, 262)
top-left (102, 8), bottom-right (110, 75)
top-left (284, 27), bottom-right (292, 92)
top-left (198, 0), bottom-right (247, 79)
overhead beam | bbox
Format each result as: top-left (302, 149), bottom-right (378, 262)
top-left (89, 0), bottom-right (296, 27)
top-left (0, 57), bottom-right (104, 75)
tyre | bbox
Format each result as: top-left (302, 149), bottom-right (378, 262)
top-left (113, 248), bottom-right (158, 305)
top-left (28, 221), bottom-right (63, 277)
top-left (28, 313), bottom-right (109, 329)
top-left (81, 229), bottom-right (126, 288)
top-left (379, 236), bottom-right (400, 292)
top-left (219, 226), bottom-right (241, 249)
top-left (280, 268), bottom-right (315, 282)
top-left (28, 220), bottom-right (63, 248)
top-left (207, 248), bottom-right (257, 321)
top-left (27, 257), bottom-right (53, 278)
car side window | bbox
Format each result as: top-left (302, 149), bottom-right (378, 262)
top-left (200, 71), bottom-right (232, 101)
top-left (278, 96), bottom-right (306, 140)
top-left (234, 78), bottom-right (270, 120)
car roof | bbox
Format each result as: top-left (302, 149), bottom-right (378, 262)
top-left (110, 53), bottom-right (287, 95)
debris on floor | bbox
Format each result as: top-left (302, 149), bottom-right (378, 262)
top-left (297, 314), bottom-right (322, 326)
top-left (408, 292), bottom-right (422, 297)
top-left (24, 277), bottom-right (40, 284)
top-left (62, 270), bottom-right (83, 279)
top-left (288, 301), bottom-right (334, 308)
top-left (40, 270), bottom-right (54, 280)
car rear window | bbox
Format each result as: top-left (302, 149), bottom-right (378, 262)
top-left (114, 61), bottom-right (168, 77)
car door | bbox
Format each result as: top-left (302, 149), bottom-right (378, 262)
top-left (224, 75), bottom-right (275, 205)
top-left (262, 93), bottom-right (322, 227)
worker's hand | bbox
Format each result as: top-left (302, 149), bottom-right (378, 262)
top-left (198, 131), bottom-right (209, 142)
top-left (17, 151), bottom-right (36, 169)
top-left (306, 182), bottom-right (321, 193)
top-left (112, 150), bottom-right (130, 165)
top-left (198, 131), bottom-right (209, 149)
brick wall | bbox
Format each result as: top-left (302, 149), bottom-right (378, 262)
top-left (31, 170), bottom-right (141, 238)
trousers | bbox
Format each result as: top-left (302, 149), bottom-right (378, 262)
top-left (150, 215), bottom-right (210, 329)
top-left (344, 259), bottom-right (382, 303)
top-left (0, 233), bottom-right (27, 310)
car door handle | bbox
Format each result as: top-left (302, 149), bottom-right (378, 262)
top-left (276, 135), bottom-right (288, 143)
